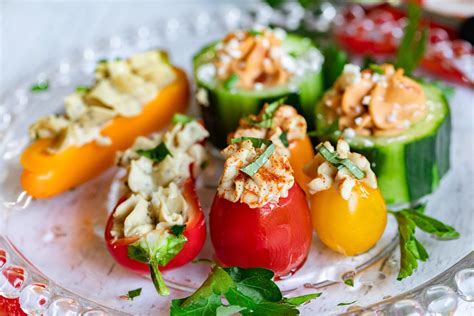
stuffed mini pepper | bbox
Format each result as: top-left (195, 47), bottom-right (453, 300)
top-left (315, 63), bottom-right (450, 205)
top-left (22, 50), bottom-right (190, 198)
top-left (194, 26), bottom-right (324, 147)
top-left (210, 138), bottom-right (312, 277)
top-left (229, 99), bottom-right (313, 194)
top-left (105, 116), bottom-right (208, 295)
top-left (304, 139), bottom-right (387, 256)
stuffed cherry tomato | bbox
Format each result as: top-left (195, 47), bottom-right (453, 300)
top-left (104, 117), bottom-right (209, 295)
top-left (229, 100), bottom-right (314, 195)
top-left (210, 139), bottom-right (312, 276)
top-left (305, 140), bottom-right (387, 256)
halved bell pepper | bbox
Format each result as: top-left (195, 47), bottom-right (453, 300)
top-left (104, 177), bottom-right (206, 294)
top-left (20, 68), bottom-right (190, 198)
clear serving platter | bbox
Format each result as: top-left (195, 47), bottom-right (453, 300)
top-left (0, 3), bottom-right (473, 315)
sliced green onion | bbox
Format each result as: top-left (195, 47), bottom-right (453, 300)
top-left (316, 143), bottom-right (365, 180)
top-left (223, 73), bottom-right (239, 90)
top-left (231, 137), bottom-right (271, 148)
top-left (172, 113), bottom-right (195, 124)
top-left (136, 142), bottom-right (173, 162)
top-left (240, 142), bottom-right (275, 177)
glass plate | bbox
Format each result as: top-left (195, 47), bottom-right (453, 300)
top-left (0, 3), bottom-right (473, 315)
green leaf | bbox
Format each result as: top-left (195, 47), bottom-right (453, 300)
top-left (362, 55), bottom-right (377, 70)
top-left (248, 30), bottom-right (263, 36)
top-left (337, 300), bottom-right (357, 306)
top-left (224, 267), bottom-right (275, 282)
top-left (236, 277), bottom-right (282, 303)
top-left (344, 278), bottom-right (354, 287)
top-left (240, 143), bottom-right (275, 177)
top-left (125, 288), bottom-right (142, 300)
top-left (322, 44), bottom-right (348, 89)
top-left (127, 242), bottom-right (150, 263)
top-left (171, 293), bottom-right (223, 316)
top-left (392, 210), bottom-right (420, 280)
top-left (405, 209), bottom-right (460, 240)
top-left (172, 113), bottom-right (195, 125)
top-left (224, 73), bottom-right (239, 90)
top-left (97, 58), bottom-right (108, 64)
top-left (75, 85), bottom-right (90, 93)
top-left (245, 98), bottom-right (285, 128)
top-left (231, 137), bottom-right (271, 148)
top-left (369, 64), bottom-right (385, 74)
top-left (31, 80), bottom-right (49, 92)
top-left (279, 132), bottom-right (289, 148)
top-left (136, 142), bottom-right (173, 162)
top-left (316, 143), bottom-right (365, 180)
top-left (170, 225), bottom-right (186, 236)
top-left (283, 293), bottom-right (321, 305)
top-left (394, 2), bottom-right (428, 74)
top-left (216, 305), bottom-right (245, 316)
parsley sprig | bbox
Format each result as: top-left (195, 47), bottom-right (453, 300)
top-left (170, 265), bottom-right (321, 315)
top-left (390, 204), bottom-right (460, 280)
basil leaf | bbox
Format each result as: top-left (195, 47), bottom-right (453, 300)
top-left (75, 85), bottom-right (90, 93)
top-left (283, 293), bottom-right (321, 305)
top-left (362, 55), bottom-right (377, 70)
top-left (240, 143), bottom-right (275, 177)
top-left (344, 278), bottom-right (354, 287)
top-left (369, 64), bottom-right (385, 74)
top-left (244, 98), bottom-right (286, 128)
top-left (136, 142), bottom-right (173, 162)
top-left (124, 288), bottom-right (142, 300)
top-left (172, 113), bottom-right (195, 125)
top-left (216, 305), bottom-right (245, 316)
top-left (316, 143), bottom-right (365, 180)
top-left (248, 30), bottom-right (263, 36)
top-left (97, 58), bottom-right (108, 64)
top-left (337, 300), bottom-right (357, 306)
top-left (279, 132), bottom-right (289, 148)
top-left (31, 80), bottom-right (49, 92)
top-left (224, 73), bottom-right (239, 90)
top-left (231, 137), bottom-right (271, 148)
top-left (170, 225), bottom-right (186, 236)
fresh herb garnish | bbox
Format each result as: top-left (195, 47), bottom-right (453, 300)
top-left (389, 204), bottom-right (459, 280)
top-left (75, 85), bottom-right (90, 93)
top-left (231, 137), bottom-right (271, 148)
top-left (170, 225), bottom-right (186, 236)
top-left (128, 230), bottom-right (187, 295)
top-left (337, 300), bottom-right (357, 306)
top-left (97, 58), bottom-right (108, 64)
top-left (248, 29), bottom-right (263, 36)
top-left (394, 2), bottom-right (428, 75)
top-left (136, 143), bottom-right (173, 162)
top-left (124, 288), bottom-right (142, 300)
top-left (170, 265), bottom-right (321, 315)
top-left (344, 278), bottom-right (354, 287)
top-left (245, 98), bottom-right (286, 128)
top-left (31, 80), bottom-right (49, 92)
top-left (224, 73), bottom-right (239, 90)
top-left (369, 64), bottom-right (385, 74)
top-left (172, 113), bottom-right (195, 125)
top-left (362, 55), bottom-right (377, 70)
top-left (279, 131), bottom-right (289, 148)
top-left (240, 142), bottom-right (275, 177)
top-left (316, 143), bottom-right (365, 180)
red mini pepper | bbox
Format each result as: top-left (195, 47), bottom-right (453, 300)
top-left (210, 183), bottom-right (312, 277)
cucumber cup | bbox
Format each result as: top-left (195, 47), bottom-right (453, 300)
top-left (193, 29), bottom-right (324, 148)
top-left (315, 65), bottom-right (451, 206)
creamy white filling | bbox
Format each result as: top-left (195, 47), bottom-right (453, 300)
top-left (29, 50), bottom-right (176, 153)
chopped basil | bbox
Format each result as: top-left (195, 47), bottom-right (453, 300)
top-left (316, 143), bottom-right (365, 180)
top-left (172, 113), bottom-right (195, 125)
top-left (344, 278), bottom-right (354, 287)
top-left (97, 58), bottom-right (108, 64)
top-left (248, 29), bottom-right (263, 36)
top-left (136, 143), bottom-right (173, 162)
top-left (369, 64), bottom-right (385, 74)
top-left (279, 131), bottom-right (289, 148)
top-left (362, 55), bottom-right (377, 69)
top-left (170, 225), bottom-right (186, 236)
top-left (31, 80), bottom-right (49, 92)
top-left (223, 73), bottom-right (239, 90)
top-left (240, 142), bottom-right (275, 177)
top-left (125, 288), bottom-right (142, 300)
top-left (245, 98), bottom-right (286, 128)
top-left (337, 300), bottom-right (357, 306)
top-left (75, 85), bottom-right (90, 93)
top-left (231, 137), bottom-right (271, 148)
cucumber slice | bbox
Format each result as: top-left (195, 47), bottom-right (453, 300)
top-left (315, 83), bottom-right (451, 205)
top-left (193, 34), bottom-right (324, 148)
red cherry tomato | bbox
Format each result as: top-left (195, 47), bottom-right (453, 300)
top-left (210, 183), bottom-right (312, 277)
top-left (104, 178), bottom-right (206, 274)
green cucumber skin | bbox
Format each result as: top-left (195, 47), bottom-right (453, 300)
top-left (315, 83), bottom-right (451, 205)
top-left (193, 34), bottom-right (323, 148)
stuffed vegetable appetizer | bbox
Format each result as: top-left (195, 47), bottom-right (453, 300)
top-left (305, 139), bottom-right (387, 255)
top-left (22, 50), bottom-right (190, 198)
top-left (193, 26), bottom-right (324, 147)
top-left (210, 138), bottom-right (312, 276)
top-left (105, 116), bottom-right (208, 295)
top-left (229, 99), bottom-right (313, 194)
top-left (315, 63), bottom-right (450, 205)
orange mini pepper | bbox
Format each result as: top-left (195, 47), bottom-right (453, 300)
top-left (288, 134), bottom-right (314, 196)
top-left (20, 67), bottom-right (190, 199)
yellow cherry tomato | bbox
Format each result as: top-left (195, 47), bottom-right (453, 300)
top-left (310, 182), bottom-right (387, 256)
